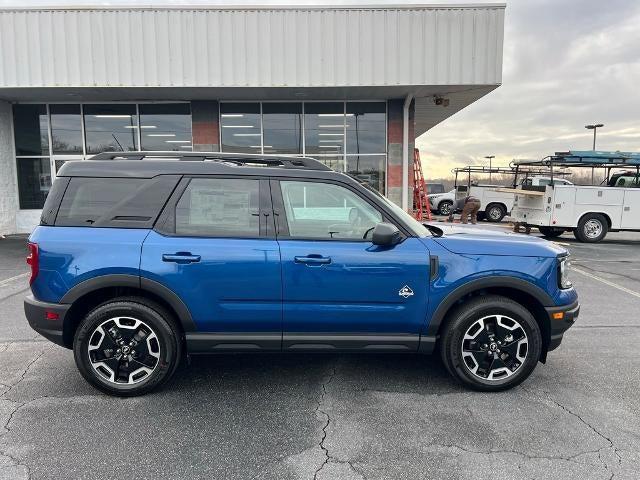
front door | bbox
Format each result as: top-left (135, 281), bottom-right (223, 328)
top-left (272, 179), bottom-right (431, 350)
top-left (140, 176), bottom-right (282, 349)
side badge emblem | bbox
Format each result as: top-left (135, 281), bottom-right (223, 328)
top-left (398, 285), bottom-right (414, 299)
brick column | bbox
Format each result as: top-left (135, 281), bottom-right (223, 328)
top-left (0, 101), bottom-right (18, 235)
top-left (191, 101), bottom-right (220, 152)
top-left (386, 99), bottom-right (415, 208)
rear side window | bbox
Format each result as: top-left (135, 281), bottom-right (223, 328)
top-left (175, 178), bottom-right (260, 237)
top-left (55, 176), bottom-right (180, 228)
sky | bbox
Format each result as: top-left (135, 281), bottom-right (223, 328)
top-left (417, 0), bottom-right (640, 177)
top-left (2, 0), bottom-right (639, 178)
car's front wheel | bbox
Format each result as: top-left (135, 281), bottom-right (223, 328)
top-left (438, 200), bottom-right (453, 216)
top-left (440, 295), bottom-right (542, 391)
top-left (73, 297), bottom-right (182, 396)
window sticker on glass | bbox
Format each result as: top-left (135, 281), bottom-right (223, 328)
top-left (176, 178), bottom-right (260, 237)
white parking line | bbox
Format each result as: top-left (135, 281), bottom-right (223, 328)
top-left (572, 266), bottom-right (640, 299)
top-left (0, 272), bottom-right (29, 287)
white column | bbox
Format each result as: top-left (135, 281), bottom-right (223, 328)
top-left (0, 101), bottom-right (18, 235)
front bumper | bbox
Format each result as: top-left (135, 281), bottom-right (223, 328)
top-left (545, 299), bottom-right (580, 351)
top-left (24, 295), bottom-right (70, 348)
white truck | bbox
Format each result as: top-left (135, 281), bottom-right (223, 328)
top-left (429, 172), bottom-right (572, 222)
top-left (510, 152), bottom-right (640, 242)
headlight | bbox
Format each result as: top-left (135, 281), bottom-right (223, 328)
top-left (558, 255), bottom-right (572, 289)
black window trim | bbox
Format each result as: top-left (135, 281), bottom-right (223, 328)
top-left (269, 177), bottom-right (407, 242)
top-left (154, 174), bottom-right (274, 240)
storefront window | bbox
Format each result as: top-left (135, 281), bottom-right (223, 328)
top-left (347, 155), bottom-right (386, 193)
top-left (304, 103), bottom-right (345, 155)
top-left (50, 104), bottom-right (83, 154)
top-left (13, 105), bottom-right (49, 156)
top-left (140, 103), bottom-right (192, 151)
top-left (83, 104), bottom-right (138, 154)
top-left (220, 103), bottom-right (261, 154)
top-left (346, 102), bottom-right (386, 154)
top-left (16, 158), bottom-right (51, 209)
top-left (314, 155), bottom-right (345, 172)
top-left (262, 103), bottom-right (302, 154)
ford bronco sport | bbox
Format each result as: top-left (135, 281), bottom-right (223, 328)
top-left (25, 152), bottom-right (579, 396)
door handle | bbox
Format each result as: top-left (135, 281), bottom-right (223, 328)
top-left (162, 252), bottom-right (201, 264)
top-left (294, 255), bottom-right (332, 266)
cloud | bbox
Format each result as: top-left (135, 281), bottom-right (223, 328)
top-left (418, 0), bottom-right (640, 179)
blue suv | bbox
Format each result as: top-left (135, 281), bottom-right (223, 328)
top-left (24, 152), bottom-right (579, 396)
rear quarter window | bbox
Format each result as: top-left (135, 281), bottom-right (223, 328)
top-left (55, 176), bottom-right (180, 228)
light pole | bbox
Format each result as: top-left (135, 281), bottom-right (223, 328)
top-left (484, 155), bottom-right (495, 183)
top-left (585, 124), bottom-right (604, 150)
top-left (585, 124), bottom-right (604, 184)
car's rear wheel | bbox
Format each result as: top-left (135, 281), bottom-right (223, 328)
top-left (438, 200), bottom-right (453, 216)
top-left (73, 297), bottom-right (182, 396)
top-left (538, 226), bottom-right (565, 238)
top-left (440, 295), bottom-right (542, 391)
top-left (574, 213), bottom-right (608, 243)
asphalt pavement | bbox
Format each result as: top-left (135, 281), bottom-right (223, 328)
top-left (1, 230), bottom-right (640, 480)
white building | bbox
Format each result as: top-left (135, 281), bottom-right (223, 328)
top-left (0, 3), bottom-right (505, 234)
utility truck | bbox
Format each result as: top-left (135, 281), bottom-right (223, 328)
top-left (510, 151), bottom-right (640, 242)
top-left (435, 166), bottom-right (572, 222)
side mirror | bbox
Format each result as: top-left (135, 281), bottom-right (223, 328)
top-left (371, 222), bottom-right (402, 246)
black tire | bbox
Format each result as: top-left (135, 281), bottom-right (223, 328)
top-left (538, 226), bottom-right (565, 238)
top-left (73, 297), bottom-right (182, 397)
top-left (438, 200), bottom-right (453, 216)
top-left (485, 203), bottom-right (506, 222)
top-left (439, 295), bottom-right (542, 391)
top-left (574, 213), bottom-right (608, 243)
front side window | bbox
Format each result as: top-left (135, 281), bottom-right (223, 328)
top-left (175, 178), bottom-right (260, 237)
top-left (280, 181), bottom-right (382, 240)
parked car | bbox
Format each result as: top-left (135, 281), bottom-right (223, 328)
top-left (25, 152), bottom-right (579, 396)
top-left (428, 188), bottom-right (456, 215)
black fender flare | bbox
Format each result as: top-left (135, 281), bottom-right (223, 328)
top-left (60, 274), bottom-right (197, 332)
top-left (425, 276), bottom-right (554, 337)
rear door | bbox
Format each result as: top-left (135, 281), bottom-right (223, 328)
top-left (140, 176), bottom-right (282, 349)
top-left (272, 178), bottom-right (431, 351)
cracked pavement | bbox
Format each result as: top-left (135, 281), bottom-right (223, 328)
top-left (1, 232), bottom-right (640, 479)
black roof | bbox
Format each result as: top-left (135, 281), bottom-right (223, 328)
top-left (57, 151), bottom-right (345, 179)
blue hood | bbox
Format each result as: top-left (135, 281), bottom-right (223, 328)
top-left (431, 224), bottom-right (566, 258)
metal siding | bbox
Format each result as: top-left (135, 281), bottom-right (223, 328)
top-left (0, 6), bottom-right (504, 88)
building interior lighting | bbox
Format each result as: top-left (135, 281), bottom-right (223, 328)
top-left (233, 133), bottom-right (262, 136)
top-left (165, 140), bottom-right (191, 143)
top-left (221, 114), bottom-right (245, 118)
top-left (124, 125), bottom-right (157, 129)
top-left (250, 145), bottom-right (272, 148)
top-left (318, 133), bottom-right (344, 136)
top-left (147, 134), bottom-right (176, 137)
top-left (93, 115), bottom-right (132, 118)
top-left (318, 125), bottom-right (346, 128)
top-left (318, 114), bottom-right (354, 117)
top-left (222, 125), bottom-right (256, 128)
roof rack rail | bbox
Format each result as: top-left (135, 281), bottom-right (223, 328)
top-left (88, 151), bottom-right (332, 171)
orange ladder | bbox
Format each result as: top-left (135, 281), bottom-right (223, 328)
top-left (412, 148), bottom-right (432, 221)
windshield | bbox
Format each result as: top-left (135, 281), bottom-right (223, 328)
top-left (361, 183), bottom-right (430, 237)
